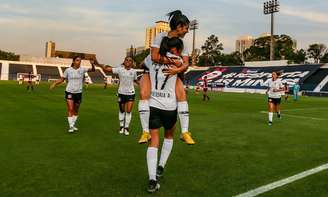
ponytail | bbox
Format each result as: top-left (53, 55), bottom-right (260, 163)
top-left (166, 10), bottom-right (190, 30)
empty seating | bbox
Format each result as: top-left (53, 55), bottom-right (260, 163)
top-left (302, 69), bottom-right (328, 91)
top-left (36, 65), bottom-right (60, 81)
top-left (88, 69), bottom-right (105, 83)
top-left (9, 64), bottom-right (33, 80)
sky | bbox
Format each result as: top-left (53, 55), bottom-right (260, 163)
top-left (0, 0), bottom-right (327, 65)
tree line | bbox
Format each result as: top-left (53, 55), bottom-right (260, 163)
top-left (196, 34), bottom-right (328, 66)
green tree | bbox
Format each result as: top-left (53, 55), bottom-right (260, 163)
top-left (0, 50), bottom-right (19, 61)
top-left (133, 49), bottom-right (150, 68)
top-left (243, 34), bottom-right (297, 62)
top-left (218, 52), bottom-right (243, 66)
top-left (307, 43), bottom-right (327, 63)
top-left (290, 49), bottom-right (306, 64)
top-left (200, 35), bottom-right (224, 66)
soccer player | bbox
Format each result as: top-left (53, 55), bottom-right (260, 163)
top-left (284, 83), bottom-right (289, 101)
top-left (26, 72), bottom-right (35, 91)
top-left (103, 77), bottom-right (108, 89)
top-left (144, 37), bottom-right (184, 193)
top-left (138, 10), bottom-right (195, 145)
top-left (202, 76), bottom-right (210, 101)
top-left (292, 82), bottom-right (300, 101)
top-left (92, 57), bottom-right (138, 136)
top-left (266, 71), bottom-right (285, 126)
top-left (50, 56), bottom-right (95, 133)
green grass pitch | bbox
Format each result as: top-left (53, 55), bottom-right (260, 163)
top-left (1, 81), bottom-right (328, 197)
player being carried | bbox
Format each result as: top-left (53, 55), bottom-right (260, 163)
top-left (138, 10), bottom-right (195, 145)
top-left (91, 57), bottom-right (139, 136)
top-left (265, 71), bottom-right (285, 126)
top-left (50, 56), bottom-right (96, 133)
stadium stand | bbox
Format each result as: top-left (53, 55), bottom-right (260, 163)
top-left (185, 70), bottom-right (206, 86)
top-left (185, 64), bottom-right (322, 92)
top-left (61, 67), bottom-right (68, 74)
top-left (319, 80), bottom-right (328, 92)
top-left (36, 65), bottom-right (61, 81)
top-left (9, 64), bottom-right (33, 80)
top-left (301, 69), bottom-right (328, 91)
top-left (88, 69), bottom-right (105, 83)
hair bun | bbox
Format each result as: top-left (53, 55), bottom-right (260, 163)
top-left (167, 10), bottom-right (183, 19)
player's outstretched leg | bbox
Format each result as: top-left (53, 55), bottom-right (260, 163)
top-left (176, 79), bottom-right (195, 145)
top-left (138, 74), bottom-right (151, 144)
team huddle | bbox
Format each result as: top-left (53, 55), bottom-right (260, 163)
top-left (49, 10), bottom-right (294, 194)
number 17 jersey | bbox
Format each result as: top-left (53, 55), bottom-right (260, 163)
top-left (144, 55), bottom-right (177, 111)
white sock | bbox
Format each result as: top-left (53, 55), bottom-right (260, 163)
top-left (139, 100), bottom-right (150, 133)
top-left (159, 139), bottom-right (173, 168)
top-left (125, 112), bottom-right (132, 129)
top-left (178, 101), bottom-right (189, 133)
top-left (147, 147), bottom-right (158, 181)
top-left (269, 112), bottom-right (273, 122)
top-left (72, 115), bottom-right (78, 126)
top-left (67, 117), bottom-right (74, 128)
top-left (119, 111), bottom-right (125, 127)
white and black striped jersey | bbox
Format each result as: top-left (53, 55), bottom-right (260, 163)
top-left (112, 66), bottom-right (138, 95)
top-left (144, 55), bottom-right (177, 111)
top-left (63, 67), bottom-right (89, 93)
top-left (266, 79), bottom-right (284, 98)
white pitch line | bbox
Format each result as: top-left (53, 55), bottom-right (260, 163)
top-left (259, 111), bottom-right (325, 121)
top-left (235, 163), bottom-right (328, 197)
top-left (282, 107), bottom-right (328, 112)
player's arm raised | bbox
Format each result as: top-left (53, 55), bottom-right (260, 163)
top-left (88, 60), bottom-right (96, 72)
top-left (90, 58), bottom-right (113, 73)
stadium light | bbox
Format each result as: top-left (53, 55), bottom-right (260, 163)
top-left (190, 19), bottom-right (199, 65)
top-left (263, 0), bottom-right (280, 61)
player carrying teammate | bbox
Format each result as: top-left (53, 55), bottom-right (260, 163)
top-left (50, 56), bottom-right (95, 133)
top-left (92, 57), bottom-right (138, 136)
top-left (266, 71), bottom-right (285, 126)
top-left (138, 10), bottom-right (195, 145)
top-left (144, 36), bottom-right (184, 193)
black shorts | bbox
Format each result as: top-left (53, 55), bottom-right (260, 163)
top-left (149, 107), bottom-right (177, 130)
top-left (118, 94), bottom-right (135, 103)
top-left (268, 97), bottom-right (281, 105)
top-left (142, 64), bottom-right (149, 74)
top-left (65, 91), bottom-right (82, 103)
top-left (178, 73), bottom-right (184, 81)
top-left (203, 88), bottom-right (208, 92)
